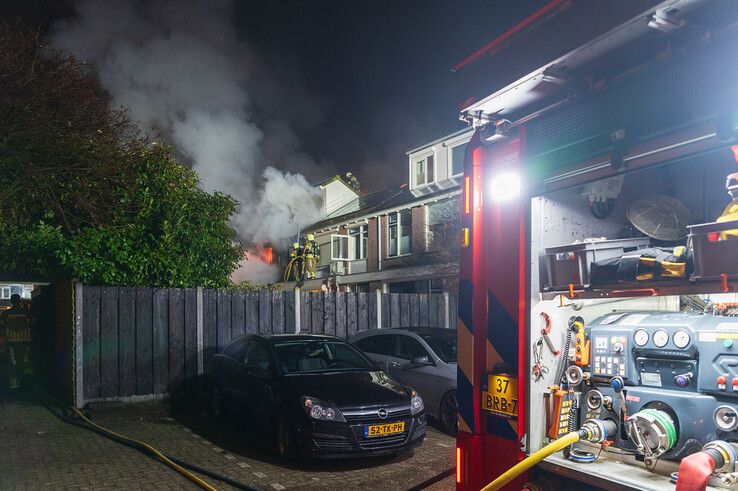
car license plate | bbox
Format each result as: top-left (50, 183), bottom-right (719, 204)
top-left (364, 421), bottom-right (405, 437)
top-left (482, 374), bottom-right (518, 418)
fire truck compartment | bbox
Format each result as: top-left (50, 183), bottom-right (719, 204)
top-left (527, 145), bottom-right (738, 488)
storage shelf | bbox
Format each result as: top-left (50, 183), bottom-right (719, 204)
top-left (540, 279), bottom-right (738, 301)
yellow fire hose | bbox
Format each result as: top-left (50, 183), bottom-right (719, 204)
top-left (480, 419), bottom-right (616, 491)
top-left (69, 405), bottom-right (218, 491)
top-left (480, 432), bottom-right (580, 491)
top-left (33, 384), bottom-right (218, 491)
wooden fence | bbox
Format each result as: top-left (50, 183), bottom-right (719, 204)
top-left (69, 283), bottom-right (457, 407)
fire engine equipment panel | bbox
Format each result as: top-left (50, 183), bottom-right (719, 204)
top-left (571, 311), bottom-right (738, 463)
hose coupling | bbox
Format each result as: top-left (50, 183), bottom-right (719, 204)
top-left (703, 441), bottom-right (738, 473)
top-left (579, 418), bottom-right (617, 444)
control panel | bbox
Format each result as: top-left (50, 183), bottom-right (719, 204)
top-left (575, 311), bottom-right (738, 461)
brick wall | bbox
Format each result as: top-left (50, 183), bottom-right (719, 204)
top-left (367, 217), bottom-right (378, 272)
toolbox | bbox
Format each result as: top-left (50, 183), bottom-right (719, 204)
top-left (543, 238), bottom-right (651, 290)
top-left (688, 219), bottom-right (738, 281)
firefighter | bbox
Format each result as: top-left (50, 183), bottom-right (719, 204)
top-left (303, 233), bottom-right (320, 279)
top-left (1, 294), bottom-right (33, 390)
top-left (289, 241), bottom-right (304, 281)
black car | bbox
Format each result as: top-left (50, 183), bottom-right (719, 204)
top-left (210, 333), bottom-right (427, 459)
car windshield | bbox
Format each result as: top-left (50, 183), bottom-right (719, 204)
top-left (273, 340), bottom-right (375, 374)
top-left (422, 335), bottom-right (457, 363)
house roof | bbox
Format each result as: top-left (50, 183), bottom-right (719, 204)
top-left (306, 185), bottom-right (458, 232)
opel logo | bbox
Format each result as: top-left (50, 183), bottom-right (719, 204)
top-left (378, 408), bottom-right (388, 419)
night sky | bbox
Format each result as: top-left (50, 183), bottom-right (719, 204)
top-left (6, 0), bottom-right (551, 190)
top-left (236, 0), bottom-right (550, 189)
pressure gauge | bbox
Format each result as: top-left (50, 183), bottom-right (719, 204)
top-left (634, 329), bottom-right (649, 347)
top-left (653, 329), bottom-right (669, 348)
top-left (673, 330), bottom-right (690, 349)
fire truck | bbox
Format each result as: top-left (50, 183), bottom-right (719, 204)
top-left (453, 1), bottom-right (738, 489)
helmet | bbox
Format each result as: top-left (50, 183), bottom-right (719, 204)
top-left (292, 242), bottom-right (299, 249)
top-left (727, 172), bottom-right (738, 199)
top-left (306, 233), bottom-right (315, 241)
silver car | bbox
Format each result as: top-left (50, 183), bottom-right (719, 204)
top-left (350, 328), bottom-right (457, 435)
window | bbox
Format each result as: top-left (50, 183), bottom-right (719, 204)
top-left (0, 287), bottom-right (10, 300)
top-left (451, 142), bottom-right (468, 176)
top-left (349, 225), bottom-right (368, 260)
top-left (224, 338), bottom-right (248, 360)
top-left (354, 335), bottom-right (394, 356)
top-left (273, 340), bottom-right (374, 374)
top-left (427, 199), bottom-right (460, 251)
top-left (331, 234), bottom-right (350, 260)
top-left (415, 154), bottom-right (435, 186)
top-left (243, 341), bottom-right (270, 372)
top-left (392, 335), bottom-right (429, 361)
top-left (388, 210), bottom-right (412, 257)
top-left (421, 335), bottom-right (457, 363)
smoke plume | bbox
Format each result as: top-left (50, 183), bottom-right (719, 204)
top-left (52, 0), bottom-right (327, 282)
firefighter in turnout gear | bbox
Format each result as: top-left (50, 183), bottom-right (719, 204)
top-left (1, 294), bottom-right (33, 390)
top-left (289, 241), bottom-right (304, 281)
top-left (303, 233), bottom-right (320, 279)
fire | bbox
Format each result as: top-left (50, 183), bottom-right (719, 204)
top-left (263, 246), bottom-right (274, 266)
top-left (250, 244), bottom-right (274, 265)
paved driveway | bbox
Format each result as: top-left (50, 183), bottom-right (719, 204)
top-left (0, 394), bottom-right (455, 490)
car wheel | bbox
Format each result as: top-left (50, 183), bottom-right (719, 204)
top-left (440, 391), bottom-right (459, 436)
top-left (210, 385), bottom-right (225, 421)
top-left (274, 412), bottom-right (295, 460)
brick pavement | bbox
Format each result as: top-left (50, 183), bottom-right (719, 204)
top-left (0, 393), bottom-right (455, 490)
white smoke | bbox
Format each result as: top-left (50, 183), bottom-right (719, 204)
top-left (52, 0), bottom-right (328, 282)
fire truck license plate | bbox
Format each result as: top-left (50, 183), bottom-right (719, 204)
top-left (483, 375), bottom-right (518, 418)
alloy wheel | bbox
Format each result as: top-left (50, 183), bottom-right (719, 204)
top-left (440, 391), bottom-right (459, 435)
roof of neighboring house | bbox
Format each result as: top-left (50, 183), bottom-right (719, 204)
top-left (306, 185), bottom-right (458, 232)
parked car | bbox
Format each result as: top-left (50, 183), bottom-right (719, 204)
top-left (349, 328), bottom-right (457, 434)
top-left (210, 333), bottom-right (426, 459)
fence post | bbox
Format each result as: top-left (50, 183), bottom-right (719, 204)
top-left (294, 287), bottom-right (301, 333)
top-left (74, 281), bottom-right (84, 408)
top-left (196, 286), bottom-right (204, 375)
top-left (444, 292), bottom-right (450, 329)
top-left (376, 289), bottom-right (382, 329)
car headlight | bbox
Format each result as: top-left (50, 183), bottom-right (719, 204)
top-left (301, 396), bottom-right (346, 422)
top-left (409, 388), bottom-right (425, 415)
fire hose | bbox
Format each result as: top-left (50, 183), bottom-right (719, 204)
top-left (34, 385), bottom-right (260, 491)
top-left (676, 441), bottom-right (738, 491)
top-left (480, 419), bottom-right (616, 491)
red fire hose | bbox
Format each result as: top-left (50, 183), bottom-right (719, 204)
top-left (676, 452), bottom-right (715, 491)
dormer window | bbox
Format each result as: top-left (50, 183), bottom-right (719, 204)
top-left (450, 142), bottom-right (468, 176)
top-left (415, 154), bottom-right (434, 186)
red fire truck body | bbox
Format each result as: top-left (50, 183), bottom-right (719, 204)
top-left (454, 1), bottom-right (738, 489)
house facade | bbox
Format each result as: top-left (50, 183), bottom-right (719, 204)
top-left (284, 128), bottom-right (473, 293)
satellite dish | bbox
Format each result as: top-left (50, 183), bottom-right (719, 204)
top-left (626, 195), bottom-right (690, 241)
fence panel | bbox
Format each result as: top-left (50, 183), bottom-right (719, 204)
top-left (184, 289), bottom-right (198, 382)
top-left (231, 290), bottom-right (246, 339)
top-left (323, 292), bottom-right (335, 336)
top-left (135, 288), bottom-right (153, 395)
top-left (152, 289), bottom-right (169, 394)
top-left (245, 292), bottom-right (259, 334)
top-left (311, 292), bottom-right (323, 334)
top-left (285, 292), bottom-right (296, 332)
top-left (118, 287), bottom-right (136, 397)
top-left (168, 289), bottom-right (185, 392)
top-left (390, 293), bottom-right (400, 327)
top-left (300, 292), bottom-right (312, 333)
top-left (272, 291), bottom-right (285, 334)
top-left (346, 293), bottom-right (358, 337)
top-left (99, 286), bottom-right (119, 398)
top-left (82, 286), bottom-right (101, 400)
